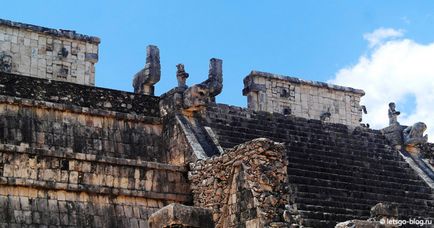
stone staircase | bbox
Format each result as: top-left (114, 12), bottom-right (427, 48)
top-left (205, 104), bottom-right (434, 227)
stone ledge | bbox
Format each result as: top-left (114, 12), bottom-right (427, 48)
top-left (246, 70), bottom-right (365, 95)
top-left (0, 177), bottom-right (191, 202)
top-left (0, 72), bottom-right (160, 117)
top-left (0, 95), bottom-right (160, 124)
top-left (0, 18), bottom-right (100, 44)
top-left (0, 143), bottom-right (187, 172)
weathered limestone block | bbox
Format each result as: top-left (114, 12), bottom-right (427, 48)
top-left (370, 203), bottom-right (398, 221)
top-left (133, 45), bottom-right (161, 95)
top-left (243, 71), bottom-right (365, 126)
top-left (0, 102), bottom-right (162, 161)
top-left (335, 220), bottom-right (392, 228)
top-left (148, 203), bottom-right (214, 228)
top-left (335, 203), bottom-right (399, 228)
top-left (381, 124), bottom-right (405, 148)
top-left (0, 143), bottom-right (191, 200)
top-left (0, 19), bottom-right (99, 85)
top-left (0, 72), bottom-right (161, 116)
top-left (420, 143), bottom-right (434, 165)
top-left (0, 186), bottom-right (167, 227)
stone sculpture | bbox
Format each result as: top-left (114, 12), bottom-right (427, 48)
top-left (183, 58), bottom-right (222, 110)
top-left (388, 102), bottom-right (400, 126)
top-left (403, 122), bottom-right (428, 146)
top-left (176, 64), bottom-right (189, 88)
top-left (132, 45), bottom-right (161, 95)
top-left (0, 51), bottom-right (12, 73)
top-left (320, 111), bottom-right (331, 121)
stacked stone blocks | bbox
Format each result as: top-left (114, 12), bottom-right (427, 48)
top-left (0, 19), bottom-right (99, 86)
top-left (243, 71), bottom-right (365, 126)
top-left (189, 138), bottom-right (289, 227)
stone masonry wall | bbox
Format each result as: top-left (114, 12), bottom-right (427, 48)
top-left (0, 142), bottom-right (191, 227)
top-left (0, 19), bottom-right (99, 85)
top-left (0, 102), bottom-right (162, 161)
top-left (0, 72), bottom-right (160, 116)
top-left (243, 71), bottom-right (365, 126)
top-left (189, 138), bottom-right (289, 228)
top-left (0, 72), bottom-right (162, 161)
top-left (161, 114), bottom-right (194, 166)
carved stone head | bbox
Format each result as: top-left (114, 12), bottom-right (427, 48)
top-left (388, 102), bottom-right (396, 110)
top-left (403, 122), bottom-right (428, 146)
top-left (0, 52), bottom-right (12, 73)
top-left (183, 84), bottom-right (210, 111)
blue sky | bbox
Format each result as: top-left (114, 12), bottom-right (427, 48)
top-left (3, 1), bottom-right (434, 134)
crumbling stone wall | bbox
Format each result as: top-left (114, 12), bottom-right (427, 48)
top-left (421, 143), bottom-right (434, 165)
top-left (0, 19), bottom-right (99, 85)
top-left (189, 138), bottom-right (289, 227)
top-left (243, 71), bottom-right (365, 126)
top-left (0, 142), bottom-right (191, 227)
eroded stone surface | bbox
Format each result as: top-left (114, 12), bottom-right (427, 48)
top-left (243, 71), bottom-right (365, 126)
top-left (189, 138), bottom-right (290, 228)
top-left (148, 203), bottom-right (214, 228)
top-left (133, 45), bottom-right (161, 95)
top-left (0, 19), bottom-right (99, 85)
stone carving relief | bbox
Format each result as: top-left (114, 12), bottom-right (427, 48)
top-left (0, 51), bottom-right (12, 73)
top-left (159, 58), bottom-right (223, 116)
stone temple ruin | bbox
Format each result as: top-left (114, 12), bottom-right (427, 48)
top-left (0, 19), bottom-right (433, 228)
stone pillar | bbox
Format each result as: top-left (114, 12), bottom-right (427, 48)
top-left (148, 203), bottom-right (214, 228)
top-left (132, 45), bottom-right (161, 95)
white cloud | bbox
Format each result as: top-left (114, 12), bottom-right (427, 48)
top-left (330, 29), bottom-right (434, 141)
top-left (363, 28), bottom-right (404, 47)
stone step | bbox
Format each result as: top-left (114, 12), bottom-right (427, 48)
top-left (287, 150), bottom-right (413, 174)
top-left (298, 210), bottom-right (363, 227)
top-left (287, 144), bottom-right (401, 162)
top-left (296, 203), bottom-right (370, 217)
top-left (294, 187), bottom-right (434, 214)
top-left (296, 202), bottom-right (434, 219)
top-left (300, 218), bottom-right (339, 228)
top-left (287, 157), bottom-right (421, 182)
top-left (286, 163), bottom-right (427, 188)
top-left (206, 106), bottom-right (434, 225)
top-left (286, 168), bottom-right (432, 194)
